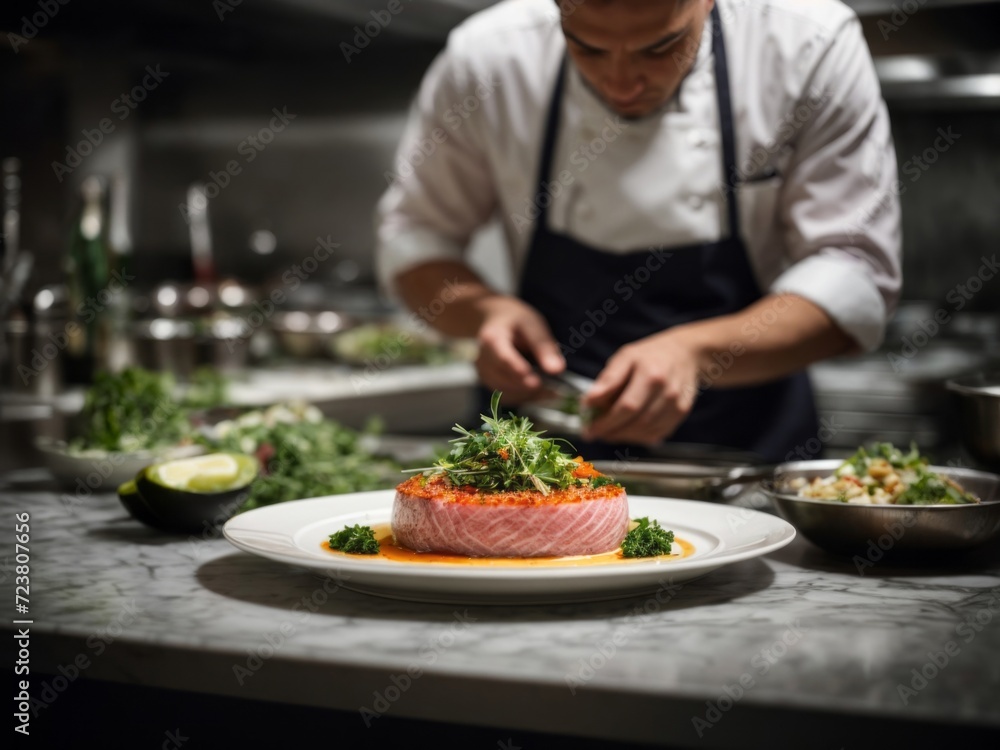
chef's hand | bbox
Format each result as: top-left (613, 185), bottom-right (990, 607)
top-left (475, 295), bottom-right (566, 403)
top-left (581, 329), bottom-right (700, 445)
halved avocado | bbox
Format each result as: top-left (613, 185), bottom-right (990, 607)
top-left (117, 479), bottom-right (162, 529)
top-left (129, 453), bottom-right (258, 533)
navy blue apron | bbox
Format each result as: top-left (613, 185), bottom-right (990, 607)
top-left (510, 4), bottom-right (818, 463)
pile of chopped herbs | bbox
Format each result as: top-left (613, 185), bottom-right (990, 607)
top-left (621, 517), bottom-right (675, 558)
top-left (71, 368), bottom-right (191, 453)
top-left (69, 366), bottom-right (234, 454)
top-left (202, 402), bottom-right (400, 511)
top-left (328, 524), bottom-right (380, 555)
top-left (416, 391), bottom-right (617, 495)
top-left (557, 393), bottom-right (580, 416)
top-left (895, 473), bottom-right (978, 505)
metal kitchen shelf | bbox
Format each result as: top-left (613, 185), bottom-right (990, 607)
top-left (845, 0), bottom-right (999, 14)
top-left (876, 53), bottom-right (1000, 107)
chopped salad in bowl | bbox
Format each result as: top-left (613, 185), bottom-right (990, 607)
top-left (789, 443), bottom-right (980, 506)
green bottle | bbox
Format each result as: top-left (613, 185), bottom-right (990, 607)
top-left (64, 176), bottom-right (110, 383)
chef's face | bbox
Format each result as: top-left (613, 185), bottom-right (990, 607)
top-left (559, 0), bottom-right (714, 118)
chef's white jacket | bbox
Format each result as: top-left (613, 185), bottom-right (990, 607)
top-left (375, 0), bottom-right (902, 352)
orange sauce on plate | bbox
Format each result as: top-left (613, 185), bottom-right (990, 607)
top-left (322, 523), bottom-right (694, 566)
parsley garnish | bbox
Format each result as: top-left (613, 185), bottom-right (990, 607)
top-left (621, 517), bottom-right (675, 558)
top-left (590, 475), bottom-right (618, 489)
top-left (328, 524), bottom-right (380, 554)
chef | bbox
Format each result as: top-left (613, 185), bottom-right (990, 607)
top-left (374, 0), bottom-right (901, 462)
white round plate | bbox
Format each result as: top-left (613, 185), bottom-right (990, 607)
top-left (223, 492), bottom-right (795, 605)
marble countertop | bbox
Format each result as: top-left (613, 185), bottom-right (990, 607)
top-left (4, 475), bottom-right (1000, 747)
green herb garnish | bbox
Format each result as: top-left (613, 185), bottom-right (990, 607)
top-left (558, 393), bottom-right (580, 416)
top-left (71, 368), bottom-right (190, 453)
top-left (590, 475), bottom-right (618, 489)
top-left (621, 517), bottom-right (675, 558)
top-left (203, 403), bottom-right (401, 511)
top-left (415, 391), bottom-right (592, 494)
top-left (873, 442), bottom-right (925, 470)
top-left (328, 524), bottom-right (380, 554)
top-left (830, 442), bottom-right (978, 505)
top-left (836, 441), bottom-right (926, 477)
top-left (896, 473), bottom-right (977, 505)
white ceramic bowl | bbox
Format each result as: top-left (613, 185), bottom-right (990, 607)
top-left (35, 436), bottom-right (205, 492)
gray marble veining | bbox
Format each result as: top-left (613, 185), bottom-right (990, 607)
top-left (3, 482), bottom-right (999, 743)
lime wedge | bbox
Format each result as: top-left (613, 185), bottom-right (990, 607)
top-left (153, 454), bottom-right (242, 492)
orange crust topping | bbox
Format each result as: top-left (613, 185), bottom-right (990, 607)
top-left (395, 473), bottom-right (624, 507)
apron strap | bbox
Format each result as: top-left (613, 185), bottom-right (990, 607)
top-left (709, 2), bottom-right (742, 242)
top-left (533, 56), bottom-right (568, 228)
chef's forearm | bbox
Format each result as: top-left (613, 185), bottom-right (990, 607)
top-left (672, 294), bottom-right (856, 387)
top-left (394, 260), bottom-right (506, 338)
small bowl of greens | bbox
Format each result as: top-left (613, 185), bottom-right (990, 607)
top-left (762, 443), bottom-right (1000, 554)
top-left (37, 368), bottom-right (205, 491)
top-left (328, 322), bottom-right (469, 367)
top-left (197, 401), bottom-right (402, 511)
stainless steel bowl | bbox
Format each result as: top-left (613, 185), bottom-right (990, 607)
top-left (763, 459), bottom-right (1000, 554)
top-left (271, 310), bottom-right (354, 359)
top-left (328, 322), bottom-right (461, 366)
top-left (947, 372), bottom-right (1000, 472)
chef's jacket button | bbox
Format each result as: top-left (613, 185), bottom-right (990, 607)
top-left (687, 194), bottom-right (704, 210)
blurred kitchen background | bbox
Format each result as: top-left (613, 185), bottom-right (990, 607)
top-left (1, 0), bottom-right (999, 465)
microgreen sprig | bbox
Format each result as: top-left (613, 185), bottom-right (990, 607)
top-left (411, 391), bottom-right (582, 494)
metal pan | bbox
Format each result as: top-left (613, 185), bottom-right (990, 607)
top-left (590, 456), bottom-right (774, 500)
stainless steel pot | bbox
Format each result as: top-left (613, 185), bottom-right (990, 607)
top-left (947, 372), bottom-right (1000, 472)
top-left (133, 315), bottom-right (252, 376)
top-left (270, 309), bottom-right (354, 359)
